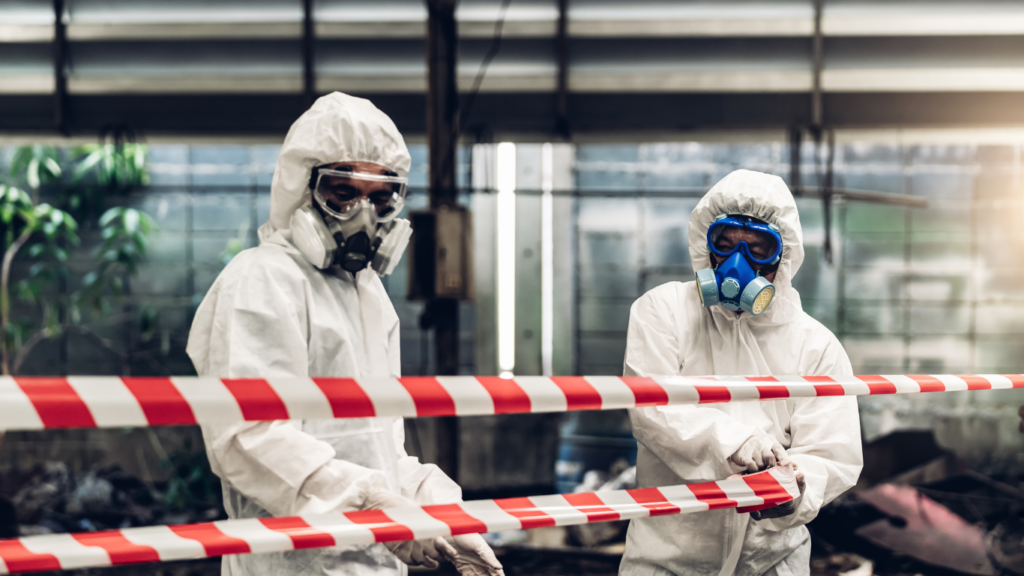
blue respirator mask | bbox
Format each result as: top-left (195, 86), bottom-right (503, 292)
top-left (694, 214), bottom-right (782, 316)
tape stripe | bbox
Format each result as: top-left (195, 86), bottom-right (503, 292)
top-left (168, 523), bottom-right (251, 557)
top-left (619, 377), bottom-right (669, 406)
top-left (456, 500), bottom-right (523, 534)
top-left (585, 377), bottom-right (639, 409)
top-left (908, 374), bottom-right (947, 393)
top-left (0, 540), bottom-right (61, 573)
top-left (214, 519), bottom-right (292, 555)
top-left (362, 378), bottom-right (417, 418)
top-left (311, 378), bottom-right (377, 418)
top-left (688, 480), bottom-right (737, 509)
top-left (4, 375), bottom-right (1022, 431)
top-left (344, 510), bottom-right (414, 543)
top-left (550, 377), bottom-right (604, 411)
top-left (749, 375), bottom-right (790, 400)
top-left (804, 375), bottom-right (846, 397)
top-left (747, 376), bottom-right (789, 400)
top-left (169, 377), bottom-right (245, 426)
top-left (513, 377), bottom-right (568, 413)
top-left (258, 517), bottom-right (335, 550)
top-left (956, 374), bottom-right (993, 391)
top-left (262, 378), bottom-right (335, 421)
top-left (422, 504), bottom-right (489, 535)
top-left (435, 377), bottom-right (495, 416)
top-left (118, 526), bottom-right (206, 562)
top-left (493, 497), bottom-right (556, 529)
top-left (70, 532), bottom-right (160, 565)
top-left (475, 377), bottom-right (532, 414)
top-left (735, 470), bottom-right (791, 513)
top-left (658, 485), bottom-right (711, 514)
top-left (220, 379), bottom-right (290, 421)
top-left (626, 487), bottom-right (682, 517)
top-left (15, 378), bottom-right (95, 429)
top-left (856, 375), bottom-right (897, 395)
top-left (377, 506), bottom-right (451, 540)
top-left (66, 378), bottom-right (148, 428)
top-left (593, 490), bottom-right (650, 519)
top-left (696, 386), bottom-right (731, 403)
top-left (0, 377), bottom-right (44, 430)
top-left (122, 378), bottom-right (197, 427)
top-left (18, 534), bottom-right (109, 571)
top-left (0, 469), bottom-right (797, 574)
top-left (563, 492), bottom-right (621, 523)
top-left (398, 377), bottom-right (457, 417)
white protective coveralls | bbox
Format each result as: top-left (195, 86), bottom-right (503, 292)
top-left (619, 170), bottom-right (863, 576)
top-left (187, 93), bottom-right (461, 576)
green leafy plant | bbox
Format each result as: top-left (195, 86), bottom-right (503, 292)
top-left (60, 143), bottom-right (149, 220)
top-left (160, 437), bottom-right (221, 513)
top-left (72, 143), bottom-right (149, 191)
top-left (0, 184), bottom-right (78, 374)
top-left (76, 207), bottom-right (157, 317)
top-left (4, 142), bottom-right (157, 375)
top-left (10, 145), bottom-right (62, 201)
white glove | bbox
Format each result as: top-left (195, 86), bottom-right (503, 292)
top-left (751, 466), bottom-right (806, 520)
top-left (444, 534), bottom-right (505, 576)
top-left (363, 489), bottom-right (458, 569)
top-left (729, 433), bottom-right (789, 473)
top-left (384, 536), bottom-right (458, 569)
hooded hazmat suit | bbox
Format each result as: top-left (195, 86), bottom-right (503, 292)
top-left (619, 170), bottom-right (863, 576)
top-left (187, 93), bottom-right (461, 576)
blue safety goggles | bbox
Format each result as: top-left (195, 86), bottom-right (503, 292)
top-left (706, 215), bottom-right (783, 266)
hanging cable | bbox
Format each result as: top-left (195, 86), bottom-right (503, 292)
top-left (432, 0), bottom-right (513, 202)
top-left (788, 127), bottom-right (803, 197)
top-left (823, 128), bottom-right (835, 264)
top-left (458, 0), bottom-right (513, 133)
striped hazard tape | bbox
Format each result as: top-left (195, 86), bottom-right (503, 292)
top-left (1, 374), bottom-right (1022, 431)
top-left (0, 467), bottom-right (799, 574)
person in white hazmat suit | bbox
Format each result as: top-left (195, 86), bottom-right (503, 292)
top-left (187, 92), bottom-right (504, 576)
top-left (619, 170), bottom-right (863, 576)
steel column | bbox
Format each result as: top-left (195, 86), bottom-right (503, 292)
top-left (53, 0), bottom-right (67, 134)
top-left (555, 0), bottom-right (570, 138)
top-left (302, 0), bottom-right (316, 108)
top-left (425, 0), bottom-right (460, 481)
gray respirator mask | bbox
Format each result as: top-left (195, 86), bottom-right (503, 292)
top-left (289, 167), bottom-right (412, 276)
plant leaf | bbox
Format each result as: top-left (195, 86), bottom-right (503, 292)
top-left (43, 156), bottom-right (62, 179)
top-left (124, 208), bottom-right (139, 234)
top-left (73, 150), bottom-right (103, 182)
top-left (10, 148), bottom-right (29, 177)
top-left (27, 159), bottom-right (40, 190)
top-left (99, 207), bottom-right (121, 227)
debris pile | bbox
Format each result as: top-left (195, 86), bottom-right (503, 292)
top-left (0, 462), bottom-right (223, 537)
top-left (810, 431), bottom-right (1024, 576)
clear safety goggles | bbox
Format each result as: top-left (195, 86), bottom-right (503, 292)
top-left (707, 215), bottom-right (783, 265)
top-left (313, 168), bottom-right (408, 222)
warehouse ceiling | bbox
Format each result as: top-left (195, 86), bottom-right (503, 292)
top-left (3, 0), bottom-right (1024, 137)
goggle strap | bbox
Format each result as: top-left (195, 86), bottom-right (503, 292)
top-left (316, 169), bottom-right (409, 186)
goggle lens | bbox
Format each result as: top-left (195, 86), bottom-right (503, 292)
top-left (707, 217), bottom-right (782, 265)
top-left (314, 169), bottom-right (408, 222)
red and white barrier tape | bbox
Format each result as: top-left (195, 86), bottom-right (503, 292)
top-left (0, 467), bottom-right (798, 575)
top-left (2, 374), bottom-right (1022, 431)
